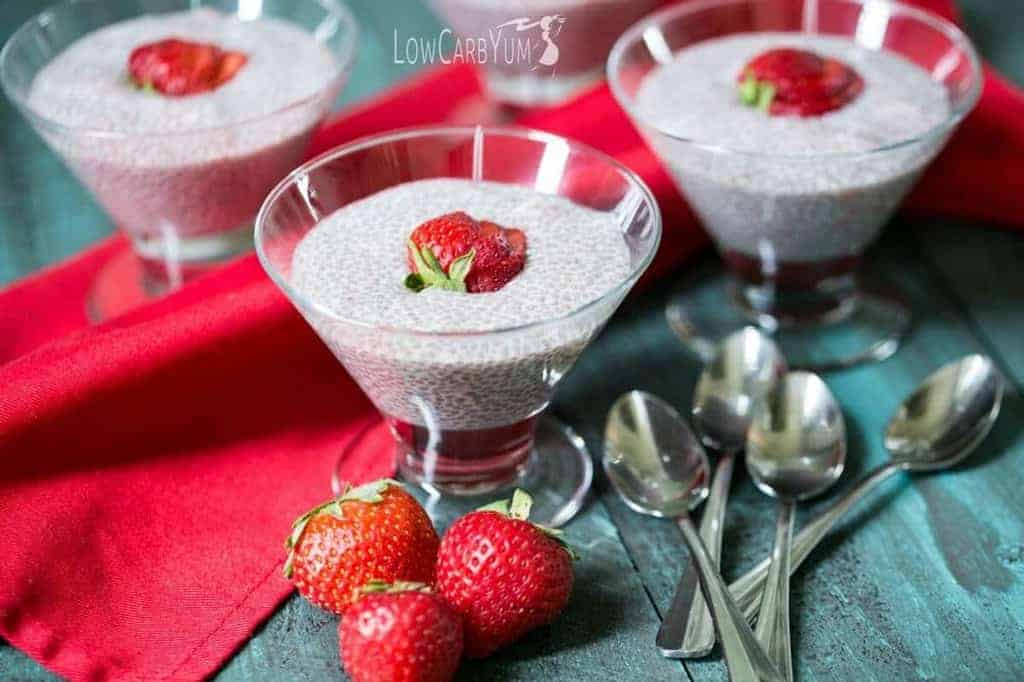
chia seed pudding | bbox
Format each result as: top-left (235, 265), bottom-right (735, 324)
top-left (634, 33), bottom-right (951, 274)
top-left (291, 178), bottom-right (632, 430)
top-left (27, 8), bottom-right (341, 242)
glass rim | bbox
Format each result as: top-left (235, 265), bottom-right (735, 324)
top-left (0, 0), bottom-right (359, 139)
top-left (606, 0), bottom-right (984, 162)
top-left (254, 124), bottom-right (664, 339)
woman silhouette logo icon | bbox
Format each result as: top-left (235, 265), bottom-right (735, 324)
top-left (495, 14), bottom-right (566, 70)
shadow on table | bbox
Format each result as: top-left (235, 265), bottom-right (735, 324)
top-left (455, 558), bottom-right (633, 680)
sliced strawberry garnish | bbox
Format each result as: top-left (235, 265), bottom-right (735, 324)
top-left (128, 38), bottom-right (248, 96)
top-left (406, 212), bottom-right (479, 274)
top-left (212, 51), bottom-right (249, 88)
top-left (405, 212), bottom-right (527, 294)
top-left (467, 222), bottom-right (527, 293)
top-left (738, 48), bottom-right (864, 117)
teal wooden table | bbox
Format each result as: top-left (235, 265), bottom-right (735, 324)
top-left (2, 1), bottom-right (1023, 680)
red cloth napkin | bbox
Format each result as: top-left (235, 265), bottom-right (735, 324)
top-left (2, 2), bottom-right (1022, 679)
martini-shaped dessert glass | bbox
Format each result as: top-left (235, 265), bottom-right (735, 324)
top-left (256, 126), bottom-right (661, 526)
top-left (608, 0), bottom-right (982, 369)
top-left (1, 0), bottom-right (357, 319)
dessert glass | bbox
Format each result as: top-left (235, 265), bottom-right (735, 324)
top-left (1, 0), bottom-right (358, 319)
top-left (608, 0), bottom-right (982, 369)
top-left (256, 126), bottom-right (661, 526)
top-left (429, 0), bottom-right (661, 106)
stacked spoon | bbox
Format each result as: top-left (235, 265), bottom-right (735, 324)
top-left (603, 343), bottom-right (1004, 681)
top-left (658, 328), bottom-right (786, 658)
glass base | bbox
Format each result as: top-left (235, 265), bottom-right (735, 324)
top-left (86, 224), bottom-right (253, 322)
top-left (87, 247), bottom-right (157, 322)
top-left (665, 268), bottom-right (911, 372)
top-left (484, 67), bottom-right (601, 106)
top-left (331, 415), bottom-right (593, 528)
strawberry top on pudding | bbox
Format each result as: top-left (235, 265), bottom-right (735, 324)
top-left (635, 33), bottom-right (949, 157)
top-left (631, 32), bottom-right (952, 270)
top-left (23, 7), bottom-right (345, 243)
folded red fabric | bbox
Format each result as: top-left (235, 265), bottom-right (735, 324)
top-left (0, 64), bottom-right (483, 682)
top-left (2, 2), bottom-right (1022, 679)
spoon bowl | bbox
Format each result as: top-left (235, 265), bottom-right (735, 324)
top-left (747, 372), bottom-right (847, 501)
top-left (702, 355), bottom-right (1004, 648)
top-left (692, 327), bottom-right (788, 452)
top-left (745, 371), bottom-right (846, 681)
top-left (604, 391), bottom-right (710, 518)
top-left (885, 354), bottom-right (1004, 471)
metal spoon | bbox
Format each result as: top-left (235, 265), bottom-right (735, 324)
top-left (659, 327), bottom-right (786, 658)
top-left (604, 391), bottom-right (783, 682)
top-left (725, 354), bottom-right (1004, 628)
top-left (746, 372), bottom-right (846, 681)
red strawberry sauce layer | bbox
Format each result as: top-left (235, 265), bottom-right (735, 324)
top-left (738, 47), bottom-right (865, 117)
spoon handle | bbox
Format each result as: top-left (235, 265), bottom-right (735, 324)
top-left (731, 461), bottom-right (903, 622)
top-left (658, 451), bottom-right (735, 657)
top-left (755, 502), bottom-right (795, 682)
top-left (676, 515), bottom-right (784, 682)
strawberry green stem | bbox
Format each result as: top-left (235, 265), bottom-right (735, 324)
top-left (360, 581), bottom-right (433, 595)
top-left (405, 241), bottom-right (474, 293)
top-left (476, 489), bottom-right (579, 561)
top-left (739, 72), bottom-right (776, 112)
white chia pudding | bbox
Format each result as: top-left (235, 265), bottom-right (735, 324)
top-left (291, 178), bottom-right (633, 430)
top-left (634, 33), bottom-right (952, 265)
top-left (28, 8), bottom-right (341, 241)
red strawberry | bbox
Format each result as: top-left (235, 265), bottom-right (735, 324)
top-left (128, 38), bottom-right (248, 96)
top-left (407, 212), bottom-right (479, 274)
top-left (435, 490), bottom-right (575, 658)
top-left (464, 222), bottom-right (527, 293)
top-left (340, 582), bottom-right (464, 682)
top-left (738, 48), bottom-right (864, 117)
top-left (284, 479), bottom-right (439, 615)
top-left (405, 212), bottom-right (527, 294)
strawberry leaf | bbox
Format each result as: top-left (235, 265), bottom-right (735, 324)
top-left (404, 273), bottom-right (426, 292)
top-left (420, 245), bottom-right (443, 273)
top-left (405, 240), bottom-right (471, 294)
top-left (476, 489), bottom-right (532, 518)
top-left (435, 279), bottom-right (466, 293)
top-left (476, 489), bottom-right (579, 560)
top-left (738, 72), bottom-right (776, 113)
top-left (476, 498), bottom-right (511, 514)
top-left (360, 580), bottom-right (433, 595)
top-left (408, 240), bottom-right (443, 285)
top-left (756, 82), bottom-right (776, 112)
top-left (508, 489), bottom-right (533, 520)
top-left (739, 72), bottom-right (759, 105)
top-left (448, 249), bottom-right (475, 284)
top-left (340, 478), bottom-right (401, 504)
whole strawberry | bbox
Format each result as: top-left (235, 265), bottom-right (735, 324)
top-left (284, 479), bottom-right (439, 615)
top-left (435, 490), bottom-right (575, 658)
top-left (339, 582), bottom-right (463, 682)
